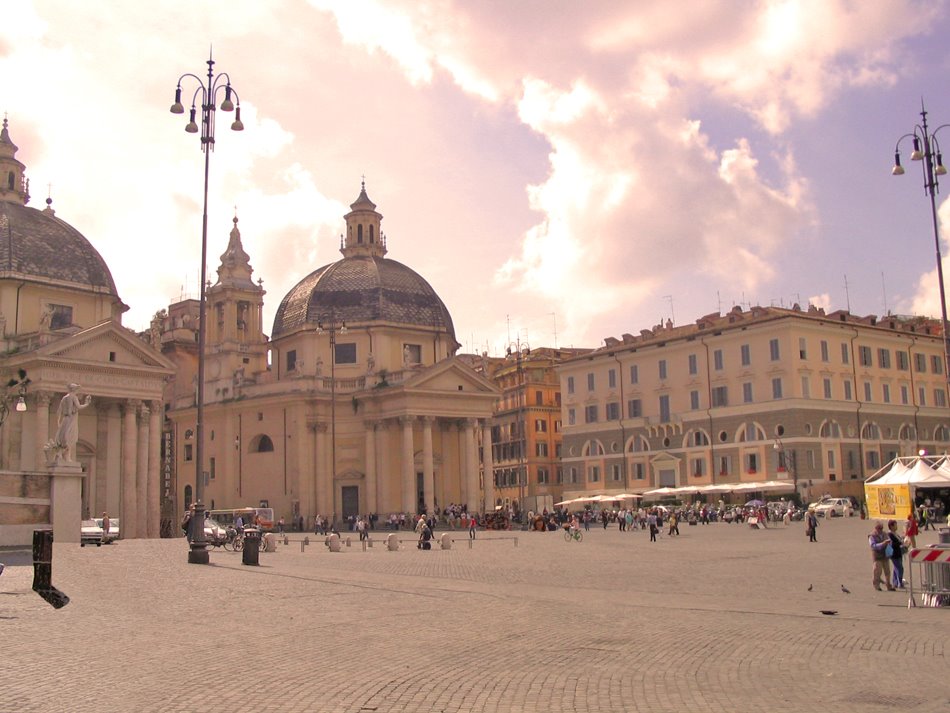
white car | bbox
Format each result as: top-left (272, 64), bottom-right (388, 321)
top-left (812, 498), bottom-right (853, 518)
top-left (80, 519), bottom-right (104, 546)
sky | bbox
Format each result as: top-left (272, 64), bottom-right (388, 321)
top-left (4, 0), bottom-right (950, 355)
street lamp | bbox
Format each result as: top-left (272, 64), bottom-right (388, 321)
top-left (773, 438), bottom-right (797, 503)
top-left (505, 339), bottom-right (530, 518)
top-left (170, 51), bottom-right (245, 565)
top-left (0, 369), bottom-right (30, 428)
top-left (892, 102), bottom-right (950, 386)
top-left (317, 316), bottom-right (347, 526)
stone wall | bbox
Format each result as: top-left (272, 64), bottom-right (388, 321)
top-left (0, 470), bottom-right (51, 547)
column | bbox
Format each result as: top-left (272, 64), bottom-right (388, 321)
top-left (314, 422), bottom-right (329, 518)
top-left (482, 420), bottom-right (495, 515)
top-left (376, 420), bottom-right (391, 514)
top-left (464, 419), bottom-right (479, 513)
top-left (33, 391), bottom-right (53, 470)
top-left (400, 416), bottom-right (415, 513)
top-left (422, 416), bottom-right (434, 515)
top-left (121, 399), bottom-right (139, 538)
top-left (147, 400), bottom-right (162, 538)
top-left (136, 402), bottom-right (149, 538)
top-left (364, 420), bottom-right (378, 515)
top-left (458, 421), bottom-right (469, 507)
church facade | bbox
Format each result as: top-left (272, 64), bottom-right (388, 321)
top-left (0, 119), bottom-right (175, 545)
top-left (161, 185), bottom-right (500, 526)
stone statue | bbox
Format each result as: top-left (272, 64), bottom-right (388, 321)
top-left (54, 383), bottom-right (92, 463)
top-left (403, 345), bottom-right (411, 367)
top-left (366, 352), bottom-right (375, 374)
top-left (39, 305), bottom-right (53, 333)
top-left (315, 356), bottom-right (324, 376)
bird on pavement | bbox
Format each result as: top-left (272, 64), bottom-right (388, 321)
top-left (807, 584), bottom-right (813, 591)
top-left (840, 585), bottom-right (851, 594)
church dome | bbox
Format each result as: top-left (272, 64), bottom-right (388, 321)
top-left (271, 183), bottom-right (455, 341)
top-left (0, 119), bottom-right (119, 296)
top-left (272, 255), bottom-right (456, 339)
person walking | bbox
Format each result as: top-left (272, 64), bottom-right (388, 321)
top-left (886, 520), bottom-right (906, 589)
top-left (805, 509), bottom-right (818, 542)
top-left (905, 512), bottom-right (919, 549)
top-left (469, 515), bottom-right (477, 540)
top-left (101, 512), bottom-right (111, 544)
top-left (869, 522), bottom-right (895, 591)
top-left (648, 511), bottom-right (658, 542)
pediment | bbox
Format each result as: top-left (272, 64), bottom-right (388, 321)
top-left (33, 320), bottom-right (176, 372)
top-left (401, 357), bottom-right (500, 395)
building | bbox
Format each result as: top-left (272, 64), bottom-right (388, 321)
top-left (558, 304), bottom-right (950, 503)
top-left (475, 346), bottom-right (588, 512)
top-left (160, 184), bottom-right (499, 525)
top-left (0, 119), bottom-right (174, 545)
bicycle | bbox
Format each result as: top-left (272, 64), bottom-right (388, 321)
top-left (563, 527), bottom-right (583, 543)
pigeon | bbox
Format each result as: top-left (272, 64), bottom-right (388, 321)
top-left (840, 585), bottom-right (851, 594)
top-left (807, 584), bottom-right (813, 591)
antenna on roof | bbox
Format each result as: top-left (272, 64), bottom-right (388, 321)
top-left (844, 274), bottom-right (851, 312)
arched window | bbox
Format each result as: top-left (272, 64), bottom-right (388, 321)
top-left (934, 424), bottom-right (950, 442)
top-left (627, 435), bottom-right (650, 452)
top-left (898, 424), bottom-right (917, 441)
top-left (819, 420), bottom-right (842, 438)
top-left (357, 224), bottom-right (363, 243)
top-left (369, 225), bottom-right (375, 243)
top-left (861, 422), bottom-right (881, 440)
top-left (737, 422), bottom-right (765, 442)
top-left (250, 434), bottom-right (275, 453)
top-left (7, 171), bottom-right (14, 190)
top-left (684, 429), bottom-right (710, 447)
top-left (583, 440), bottom-right (604, 456)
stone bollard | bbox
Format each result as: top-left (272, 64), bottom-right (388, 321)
top-left (345, 537), bottom-right (352, 548)
top-left (387, 533), bottom-right (399, 551)
top-left (514, 537), bottom-right (519, 548)
top-left (440, 532), bottom-right (452, 550)
top-left (469, 538), bottom-right (473, 550)
top-left (32, 529), bottom-right (69, 609)
top-left (284, 536), bottom-right (289, 546)
top-left (263, 532), bottom-right (277, 553)
top-left (368, 538), bottom-right (373, 548)
top-left (327, 533), bottom-right (342, 552)
top-left (361, 538), bottom-right (367, 551)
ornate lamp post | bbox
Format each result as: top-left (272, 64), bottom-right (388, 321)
top-left (892, 102), bottom-right (950, 387)
top-left (0, 369), bottom-right (30, 429)
top-left (506, 339), bottom-right (530, 517)
top-left (169, 52), bottom-right (244, 565)
top-left (317, 316), bottom-right (347, 526)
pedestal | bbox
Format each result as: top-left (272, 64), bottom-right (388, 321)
top-left (47, 462), bottom-right (85, 544)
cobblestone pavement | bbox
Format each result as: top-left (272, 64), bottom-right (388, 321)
top-left (1, 516), bottom-right (948, 713)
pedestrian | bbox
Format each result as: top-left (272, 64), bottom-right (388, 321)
top-left (869, 522), bottom-right (895, 591)
top-left (668, 512), bottom-right (679, 536)
top-left (648, 511), bottom-right (658, 542)
top-left (805, 508), bottom-right (818, 542)
top-left (100, 512), bottom-right (111, 544)
top-left (905, 512), bottom-right (919, 549)
top-left (886, 520), bottom-right (906, 589)
top-left (277, 516), bottom-right (285, 534)
top-left (469, 515), bottom-right (477, 540)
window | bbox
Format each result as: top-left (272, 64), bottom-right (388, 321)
top-left (535, 442), bottom-right (548, 457)
top-left (820, 340), bottom-right (829, 362)
top-left (286, 349), bottom-right (297, 372)
top-left (740, 344), bottom-right (751, 366)
top-left (401, 343), bottom-right (421, 365)
top-left (535, 419), bottom-right (547, 433)
top-left (843, 380), bottom-right (852, 401)
top-left (535, 391), bottom-right (543, 406)
top-left (771, 378), bottom-right (783, 399)
top-left (863, 382), bottom-right (872, 402)
top-left (933, 355), bottom-right (944, 375)
top-left (556, 467), bottom-right (563, 484)
top-left (658, 359), bottom-right (668, 380)
top-left (555, 443), bottom-right (562, 457)
top-left (608, 369), bottom-right (616, 388)
top-left (918, 386), bottom-right (926, 406)
top-left (801, 376), bottom-right (810, 398)
top-left (588, 466), bottom-right (600, 483)
top-left (587, 373), bottom-right (595, 391)
top-left (606, 402), bottom-right (620, 420)
top-left (627, 399), bottom-right (642, 418)
top-left (745, 453), bottom-right (758, 472)
top-left (610, 464), bottom-right (622, 481)
top-left (799, 337), bottom-right (807, 359)
top-left (690, 430), bottom-right (709, 446)
top-left (743, 382), bottom-right (753, 403)
top-left (859, 346), bottom-right (872, 367)
top-left (897, 351), bottom-right (909, 370)
top-left (688, 354), bottom-right (698, 375)
top-left (659, 394), bottom-right (671, 422)
top-left (634, 462), bottom-right (645, 480)
top-left (900, 385), bottom-right (909, 405)
top-left (712, 386), bottom-right (728, 407)
top-left (866, 451), bottom-right (880, 470)
top-left (184, 443), bottom-right (193, 462)
top-left (914, 353), bottom-right (927, 373)
top-left (584, 405), bottom-right (598, 423)
top-left (718, 455), bottom-right (731, 475)
top-left (569, 467), bottom-right (578, 484)
top-left (878, 349), bottom-right (891, 369)
top-left (882, 383), bottom-right (891, 403)
top-left (567, 408), bottom-right (576, 426)
top-left (769, 338), bottom-right (780, 361)
top-left (567, 376), bottom-right (575, 394)
top-left (335, 342), bottom-right (357, 364)
top-left (827, 450), bottom-right (835, 468)
top-left (209, 457), bottom-right (216, 481)
top-left (692, 458), bottom-right (707, 477)
top-left (690, 390), bottom-right (700, 410)
top-left (823, 378), bottom-right (832, 399)
top-left (252, 435), bottom-right (275, 452)
top-left (820, 421), bottom-right (841, 438)
top-left (935, 389), bottom-right (947, 408)
top-left (629, 365), bottom-right (639, 384)
top-left (537, 468), bottom-right (549, 485)
top-left (714, 349), bottom-right (724, 371)
top-left (841, 342), bottom-right (850, 364)
top-left (46, 303), bottom-right (73, 330)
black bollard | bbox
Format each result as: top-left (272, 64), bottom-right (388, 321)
top-left (32, 529), bottom-right (69, 609)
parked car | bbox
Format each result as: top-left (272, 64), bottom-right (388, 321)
top-left (812, 497), bottom-right (854, 518)
top-left (81, 519), bottom-right (104, 547)
top-left (94, 517), bottom-right (120, 543)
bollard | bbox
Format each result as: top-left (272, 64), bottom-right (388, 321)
top-left (284, 536), bottom-right (289, 546)
top-left (440, 532), bottom-right (452, 550)
top-left (304, 536), bottom-right (310, 546)
top-left (300, 540), bottom-right (306, 552)
top-left (345, 537), bottom-right (352, 548)
top-left (328, 533), bottom-right (342, 552)
top-left (368, 538), bottom-right (373, 548)
top-left (32, 529), bottom-right (69, 609)
top-left (514, 537), bottom-right (519, 548)
top-left (361, 538), bottom-right (367, 551)
top-left (242, 528), bottom-right (261, 566)
top-left (386, 533), bottom-right (399, 551)
top-left (469, 538), bottom-right (473, 549)
top-left (263, 532), bottom-right (277, 553)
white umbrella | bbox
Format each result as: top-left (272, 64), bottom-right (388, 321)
top-left (611, 493), bottom-right (644, 499)
top-left (643, 487), bottom-right (678, 496)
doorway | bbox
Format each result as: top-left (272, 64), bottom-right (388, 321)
top-left (341, 485), bottom-right (360, 519)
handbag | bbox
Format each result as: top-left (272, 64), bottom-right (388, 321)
top-left (884, 543), bottom-right (894, 558)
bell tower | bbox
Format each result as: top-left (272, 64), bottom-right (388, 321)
top-left (204, 215), bottom-right (267, 394)
top-left (0, 117), bottom-right (30, 206)
top-left (341, 180), bottom-right (387, 258)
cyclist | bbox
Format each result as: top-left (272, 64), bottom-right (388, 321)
top-left (568, 514), bottom-right (580, 537)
